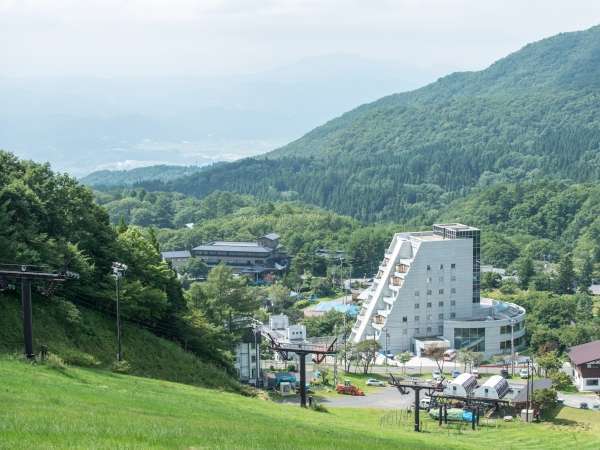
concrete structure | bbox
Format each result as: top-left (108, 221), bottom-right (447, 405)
top-left (444, 373), bottom-right (478, 397)
top-left (568, 340), bottom-right (600, 392)
top-left (160, 250), bottom-right (192, 271)
top-left (269, 314), bottom-right (289, 331)
top-left (287, 324), bottom-right (307, 342)
top-left (474, 375), bottom-right (509, 400)
top-left (350, 224), bottom-right (526, 357)
top-left (163, 233), bottom-right (288, 278)
top-left (234, 328), bottom-right (261, 385)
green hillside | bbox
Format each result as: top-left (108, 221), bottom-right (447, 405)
top-left (0, 294), bottom-right (239, 391)
top-left (2, 358), bottom-right (600, 450)
top-left (81, 164), bottom-right (211, 187)
top-left (148, 25), bottom-right (600, 222)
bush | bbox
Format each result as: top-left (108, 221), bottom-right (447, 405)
top-left (111, 360), bottom-right (132, 374)
top-left (309, 401), bottom-right (328, 413)
top-left (287, 364), bottom-right (296, 372)
top-left (550, 371), bottom-right (573, 390)
top-left (46, 353), bottom-right (67, 371)
top-left (61, 350), bottom-right (101, 368)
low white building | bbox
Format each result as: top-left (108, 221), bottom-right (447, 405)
top-left (350, 224), bottom-right (526, 357)
top-left (474, 375), bottom-right (509, 400)
top-left (568, 340), bottom-right (600, 392)
top-left (444, 373), bottom-right (478, 397)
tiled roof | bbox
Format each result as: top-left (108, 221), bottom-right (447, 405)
top-left (161, 250), bottom-right (191, 259)
top-left (193, 243), bottom-right (272, 253)
top-left (569, 340), bottom-right (600, 365)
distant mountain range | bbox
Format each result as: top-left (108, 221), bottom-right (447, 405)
top-left (106, 25), bottom-right (600, 223)
top-left (1, 55), bottom-right (439, 176)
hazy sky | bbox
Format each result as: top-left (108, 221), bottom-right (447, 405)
top-left (2, 0), bottom-right (600, 78)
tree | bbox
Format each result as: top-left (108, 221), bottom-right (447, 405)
top-left (516, 256), bottom-right (535, 289)
top-left (536, 351), bottom-right (562, 377)
top-left (550, 371), bottom-right (573, 391)
top-left (577, 255), bottom-right (594, 293)
top-left (181, 257), bottom-right (209, 279)
top-left (532, 388), bottom-right (558, 417)
top-left (319, 367), bottom-right (330, 386)
top-left (481, 272), bottom-right (502, 290)
top-left (457, 349), bottom-right (474, 372)
top-left (423, 343), bottom-right (446, 375)
top-left (356, 340), bottom-right (381, 374)
top-left (397, 351), bottom-right (412, 374)
top-left (191, 263), bottom-right (258, 331)
top-left (554, 253), bottom-right (575, 294)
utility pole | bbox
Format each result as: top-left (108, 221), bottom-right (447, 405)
top-left (510, 319), bottom-right (515, 377)
top-left (112, 262), bottom-right (128, 362)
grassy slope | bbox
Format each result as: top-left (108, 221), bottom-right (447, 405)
top-left (0, 295), bottom-right (238, 391)
top-left (1, 360), bottom-right (599, 450)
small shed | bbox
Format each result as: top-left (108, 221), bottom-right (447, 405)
top-left (474, 375), bottom-right (509, 400)
top-left (444, 373), bottom-right (478, 397)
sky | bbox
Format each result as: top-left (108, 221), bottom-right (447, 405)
top-left (2, 0), bottom-right (600, 78)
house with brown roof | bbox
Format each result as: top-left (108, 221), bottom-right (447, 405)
top-left (568, 340), bottom-right (600, 392)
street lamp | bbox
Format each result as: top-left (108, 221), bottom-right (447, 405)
top-left (112, 262), bottom-right (128, 362)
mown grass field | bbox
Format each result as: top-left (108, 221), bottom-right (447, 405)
top-left (1, 358), bottom-right (599, 450)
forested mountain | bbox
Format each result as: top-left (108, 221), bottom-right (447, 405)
top-left (138, 25), bottom-right (600, 222)
top-left (81, 164), bottom-right (212, 187)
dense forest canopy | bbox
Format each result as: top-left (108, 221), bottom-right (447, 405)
top-left (128, 25), bottom-right (600, 222)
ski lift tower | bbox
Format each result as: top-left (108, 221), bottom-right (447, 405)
top-left (0, 263), bottom-right (76, 359)
top-left (265, 332), bottom-right (338, 408)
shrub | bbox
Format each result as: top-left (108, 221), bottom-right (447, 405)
top-left (309, 401), bottom-right (328, 413)
top-left (56, 299), bottom-right (82, 326)
top-left (287, 364), bottom-right (296, 372)
top-left (550, 371), bottom-right (573, 390)
top-left (46, 353), bottom-right (67, 371)
top-left (111, 360), bottom-right (132, 374)
top-left (61, 350), bottom-right (101, 368)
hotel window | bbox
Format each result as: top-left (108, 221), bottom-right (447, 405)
top-left (427, 327), bottom-right (432, 333)
top-left (585, 379), bottom-right (599, 386)
top-left (402, 316), bottom-right (408, 322)
top-left (414, 303), bottom-right (420, 309)
top-left (438, 313), bottom-right (444, 320)
top-left (438, 301), bottom-right (444, 307)
top-left (451, 275), bottom-right (456, 281)
top-left (451, 263), bottom-right (456, 269)
top-left (427, 289), bottom-right (432, 295)
top-left (451, 288), bottom-right (456, 294)
top-left (451, 300), bottom-right (456, 306)
top-left (415, 316), bottom-right (420, 322)
top-left (587, 363), bottom-right (600, 369)
top-left (415, 328), bottom-right (420, 334)
top-left (427, 277), bottom-right (432, 283)
top-left (438, 289), bottom-right (444, 295)
top-left (438, 325), bottom-right (443, 334)
top-left (414, 290), bottom-right (420, 297)
top-left (427, 302), bottom-right (432, 308)
top-left (427, 265), bottom-right (431, 271)
top-left (426, 314), bottom-right (431, 321)
top-left (440, 264), bottom-right (444, 270)
top-left (450, 313), bottom-right (456, 319)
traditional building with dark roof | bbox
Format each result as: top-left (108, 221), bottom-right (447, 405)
top-left (568, 340), bottom-right (600, 392)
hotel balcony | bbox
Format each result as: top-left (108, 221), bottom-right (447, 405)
top-left (383, 296), bottom-right (395, 306)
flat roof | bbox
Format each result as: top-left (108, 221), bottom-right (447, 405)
top-left (433, 223), bottom-right (480, 232)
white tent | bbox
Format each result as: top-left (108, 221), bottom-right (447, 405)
top-left (474, 375), bottom-right (509, 400)
top-left (444, 373), bottom-right (478, 397)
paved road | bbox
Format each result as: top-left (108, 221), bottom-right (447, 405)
top-left (318, 386), bottom-right (413, 409)
top-left (557, 392), bottom-right (600, 409)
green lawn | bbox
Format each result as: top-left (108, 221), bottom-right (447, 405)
top-left (1, 358), bottom-right (599, 450)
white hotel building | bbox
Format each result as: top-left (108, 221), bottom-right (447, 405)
top-left (350, 224), bottom-right (526, 357)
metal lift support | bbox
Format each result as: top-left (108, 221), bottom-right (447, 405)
top-left (388, 373), bottom-right (445, 432)
top-left (0, 264), bottom-right (74, 359)
top-left (265, 332), bottom-right (338, 408)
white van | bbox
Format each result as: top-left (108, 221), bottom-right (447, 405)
top-left (419, 397), bottom-right (431, 409)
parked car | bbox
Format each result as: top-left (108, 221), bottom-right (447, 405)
top-left (580, 402), bottom-right (589, 409)
top-left (419, 397), bottom-right (431, 409)
top-left (366, 378), bottom-right (386, 387)
top-left (443, 349), bottom-right (457, 361)
top-left (500, 369), bottom-right (510, 378)
top-left (519, 368), bottom-right (529, 379)
top-left (452, 370), bottom-right (461, 378)
top-left (432, 369), bottom-right (442, 380)
top-left (472, 368), bottom-right (480, 378)
top-left (591, 403), bottom-right (600, 411)
top-left (385, 352), bottom-right (395, 360)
